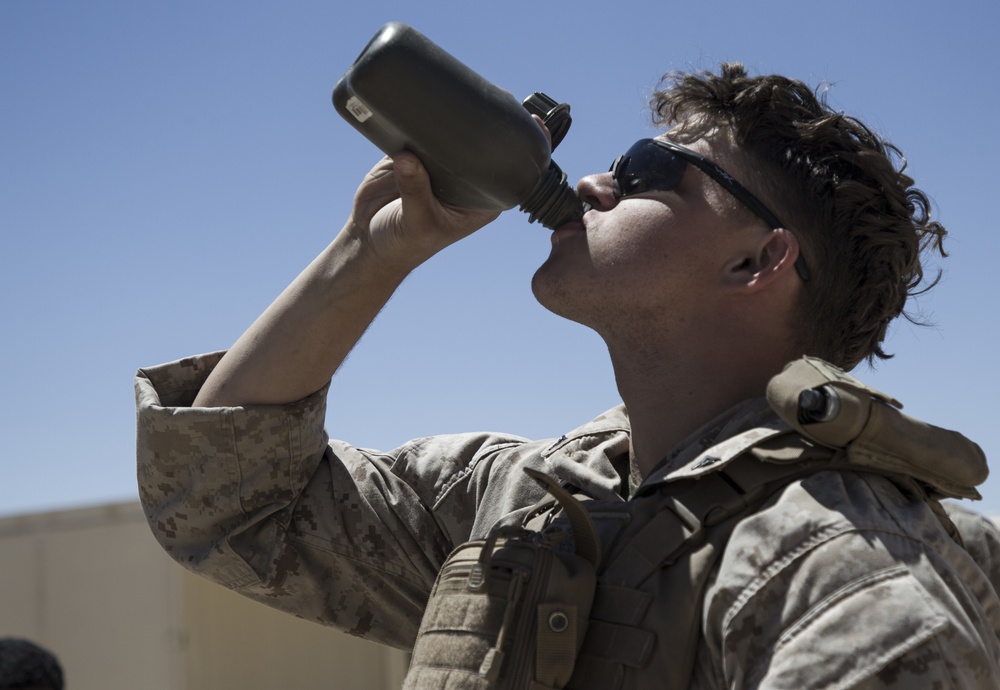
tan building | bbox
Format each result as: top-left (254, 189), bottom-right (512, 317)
top-left (0, 501), bottom-right (408, 690)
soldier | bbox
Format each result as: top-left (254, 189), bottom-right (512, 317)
top-left (135, 63), bottom-right (999, 688)
top-left (0, 639), bottom-right (64, 690)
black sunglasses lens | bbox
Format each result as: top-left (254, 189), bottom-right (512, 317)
top-left (612, 140), bottom-right (686, 199)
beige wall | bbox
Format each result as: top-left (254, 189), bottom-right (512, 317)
top-left (0, 502), bottom-right (407, 690)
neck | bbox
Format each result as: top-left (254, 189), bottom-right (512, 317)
top-left (607, 336), bottom-right (782, 481)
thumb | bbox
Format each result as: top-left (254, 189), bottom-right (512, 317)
top-left (391, 151), bottom-right (432, 199)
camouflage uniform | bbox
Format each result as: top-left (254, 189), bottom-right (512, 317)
top-left (135, 351), bottom-right (1000, 688)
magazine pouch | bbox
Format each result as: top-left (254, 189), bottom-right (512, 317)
top-left (403, 468), bottom-right (600, 689)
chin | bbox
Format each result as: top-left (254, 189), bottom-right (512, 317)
top-left (531, 264), bottom-right (592, 326)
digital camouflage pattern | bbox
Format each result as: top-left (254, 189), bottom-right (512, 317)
top-left (135, 352), bottom-right (1000, 688)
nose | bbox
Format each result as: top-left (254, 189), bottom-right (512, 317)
top-left (576, 171), bottom-right (618, 212)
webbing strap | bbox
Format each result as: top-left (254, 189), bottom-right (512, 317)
top-left (588, 585), bottom-right (651, 626)
top-left (568, 453), bottom-right (841, 690)
top-left (578, 619), bottom-right (655, 667)
top-left (599, 470), bottom-right (738, 588)
top-left (602, 451), bottom-right (853, 589)
top-left (536, 602), bottom-right (580, 687)
top-left (524, 467), bottom-right (602, 569)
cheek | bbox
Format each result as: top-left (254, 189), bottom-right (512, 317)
top-left (589, 203), bottom-right (672, 262)
top-left (589, 209), bottom-right (694, 278)
top-left (595, 223), bottom-right (727, 306)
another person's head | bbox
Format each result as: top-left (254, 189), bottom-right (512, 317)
top-left (0, 638), bottom-right (64, 690)
top-left (650, 63), bottom-right (947, 369)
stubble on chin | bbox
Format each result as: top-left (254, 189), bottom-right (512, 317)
top-left (531, 260), bottom-right (607, 332)
top-left (531, 259), bottom-right (577, 321)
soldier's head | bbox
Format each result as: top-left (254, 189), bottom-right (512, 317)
top-left (533, 64), bottom-right (945, 372)
top-left (0, 638), bottom-right (64, 690)
top-left (647, 63), bottom-right (947, 369)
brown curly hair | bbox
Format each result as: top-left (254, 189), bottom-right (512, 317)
top-left (651, 63), bottom-right (947, 369)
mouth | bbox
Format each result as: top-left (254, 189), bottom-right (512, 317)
top-left (553, 218), bottom-right (585, 234)
top-left (550, 220), bottom-right (585, 247)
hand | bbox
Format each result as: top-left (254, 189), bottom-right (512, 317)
top-left (348, 152), bottom-right (501, 273)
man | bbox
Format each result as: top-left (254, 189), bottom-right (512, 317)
top-left (135, 63), bottom-right (999, 687)
top-left (0, 638), bottom-right (64, 690)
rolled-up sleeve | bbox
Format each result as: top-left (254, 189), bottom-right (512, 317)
top-left (135, 352), bottom-right (333, 586)
top-left (134, 352), bottom-right (540, 648)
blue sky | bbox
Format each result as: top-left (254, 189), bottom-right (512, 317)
top-left (2, 0), bottom-right (998, 518)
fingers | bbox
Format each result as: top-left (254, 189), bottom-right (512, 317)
top-left (390, 151), bottom-right (432, 202)
top-left (349, 151), bottom-right (499, 268)
top-left (353, 157), bottom-right (397, 216)
top-left (391, 151), bottom-right (440, 231)
top-left (532, 114), bottom-right (553, 150)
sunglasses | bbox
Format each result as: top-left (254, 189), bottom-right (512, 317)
top-left (610, 138), bottom-right (811, 282)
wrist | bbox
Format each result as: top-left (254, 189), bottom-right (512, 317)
top-left (342, 212), bottom-right (446, 277)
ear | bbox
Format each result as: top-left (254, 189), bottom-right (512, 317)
top-left (723, 228), bottom-right (801, 293)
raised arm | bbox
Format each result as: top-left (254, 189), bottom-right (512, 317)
top-left (192, 151), bottom-right (499, 407)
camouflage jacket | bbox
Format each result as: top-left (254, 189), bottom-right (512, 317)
top-left (135, 351), bottom-right (1000, 689)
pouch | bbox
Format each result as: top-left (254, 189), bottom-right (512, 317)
top-left (403, 469), bottom-right (599, 689)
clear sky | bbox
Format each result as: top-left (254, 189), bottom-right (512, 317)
top-left (2, 0), bottom-right (998, 518)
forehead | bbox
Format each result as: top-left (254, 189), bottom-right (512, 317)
top-left (662, 121), bottom-right (738, 160)
top-left (658, 122), bottom-right (755, 186)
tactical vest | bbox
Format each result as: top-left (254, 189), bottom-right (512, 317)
top-left (402, 357), bottom-right (987, 690)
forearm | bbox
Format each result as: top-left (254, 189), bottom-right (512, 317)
top-left (192, 152), bottom-right (498, 408)
top-left (193, 228), bottom-right (410, 407)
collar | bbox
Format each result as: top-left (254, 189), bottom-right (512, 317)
top-left (637, 398), bottom-right (791, 494)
